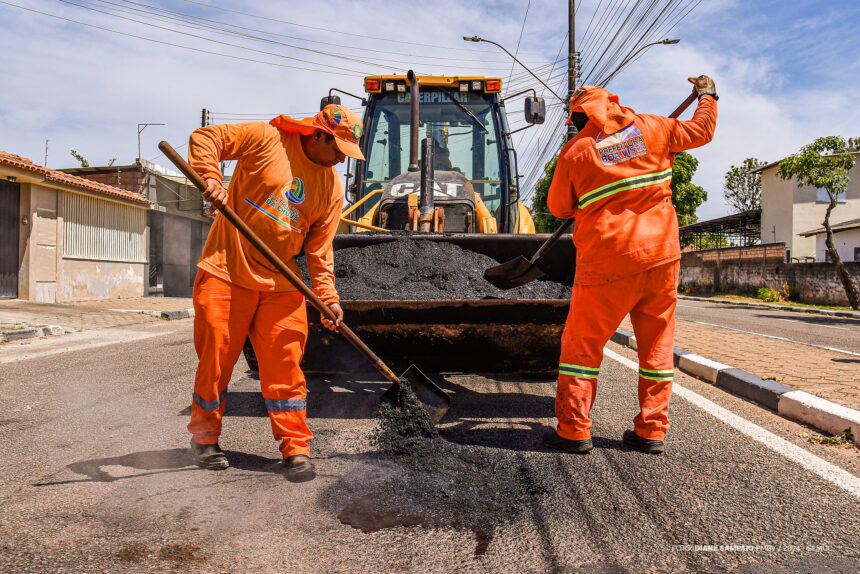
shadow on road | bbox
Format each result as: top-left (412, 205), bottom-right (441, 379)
top-left (34, 447), bottom-right (287, 487)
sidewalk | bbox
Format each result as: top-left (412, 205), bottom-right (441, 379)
top-left (0, 297), bottom-right (194, 333)
top-left (620, 316), bottom-right (860, 411)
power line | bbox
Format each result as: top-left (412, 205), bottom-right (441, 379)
top-left (182, 0), bottom-right (548, 56)
top-left (504, 0), bottom-right (532, 97)
top-left (0, 1), bottom-right (365, 76)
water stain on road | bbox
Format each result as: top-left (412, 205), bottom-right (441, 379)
top-left (338, 492), bottom-right (492, 556)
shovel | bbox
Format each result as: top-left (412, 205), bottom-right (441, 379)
top-left (484, 88), bottom-right (699, 290)
top-left (158, 141), bottom-right (450, 423)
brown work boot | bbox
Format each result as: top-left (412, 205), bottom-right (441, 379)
top-left (622, 430), bottom-right (664, 454)
top-left (284, 455), bottom-right (316, 482)
top-left (190, 438), bottom-right (229, 470)
top-left (542, 430), bottom-right (593, 454)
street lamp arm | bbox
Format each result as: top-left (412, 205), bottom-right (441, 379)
top-left (600, 38), bottom-right (680, 87)
top-left (464, 36), bottom-right (566, 104)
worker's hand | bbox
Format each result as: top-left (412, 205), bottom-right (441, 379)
top-left (203, 178), bottom-right (228, 213)
top-left (688, 75), bottom-right (718, 100)
top-left (321, 303), bottom-right (343, 332)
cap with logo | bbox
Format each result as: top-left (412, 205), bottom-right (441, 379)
top-left (270, 104), bottom-right (365, 160)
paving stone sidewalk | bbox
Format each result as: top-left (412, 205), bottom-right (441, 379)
top-left (0, 297), bottom-right (194, 332)
top-left (620, 316), bottom-right (860, 411)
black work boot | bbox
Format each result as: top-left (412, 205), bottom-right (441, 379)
top-left (622, 430), bottom-right (664, 454)
top-left (190, 438), bottom-right (229, 470)
top-left (284, 455), bottom-right (316, 482)
top-left (542, 430), bottom-right (593, 454)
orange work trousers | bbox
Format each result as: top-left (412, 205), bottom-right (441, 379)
top-left (556, 261), bottom-right (679, 441)
top-left (188, 270), bottom-right (312, 458)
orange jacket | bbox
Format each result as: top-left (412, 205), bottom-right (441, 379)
top-left (190, 122), bottom-right (343, 303)
top-left (548, 91), bottom-right (717, 285)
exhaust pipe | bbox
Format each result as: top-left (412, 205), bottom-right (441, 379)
top-left (419, 137), bottom-right (435, 232)
top-left (407, 70), bottom-right (420, 172)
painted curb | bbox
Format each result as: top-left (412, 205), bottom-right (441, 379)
top-left (613, 327), bottom-right (859, 440)
top-left (778, 390), bottom-right (860, 441)
top-left (160, 308), bottom-right (195, 320)
top-left (680, 295), bottom-right (860, 319)
top-left (0, 325), bottom-right (66, 343)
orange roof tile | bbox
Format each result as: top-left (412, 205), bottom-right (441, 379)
top-left (0, 151), bottom-right (152, 207)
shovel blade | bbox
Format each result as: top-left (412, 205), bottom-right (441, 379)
top-left (380, 364), bottom-right (450, 423)
top-left (483, 256), bottom-right (546, 290)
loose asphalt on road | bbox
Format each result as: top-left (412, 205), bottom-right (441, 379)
top-left (675, 299), bottom-right (860, 354)
top-left (1, 322), bottom-right (859, 573)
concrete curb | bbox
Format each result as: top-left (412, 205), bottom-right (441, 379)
top-left (613, 328), bottom-right (860, 440)
top-left (680, 295), bottom-right (860, 319)
top-left (0, 325), bottom-right (66, 343)
top-left (160, 308), bottom-right (195, 320)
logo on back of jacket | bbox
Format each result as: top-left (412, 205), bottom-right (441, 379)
top-left (594, 125), bottom-right (648, 165)
top-left (243, 178), bottom-right (305, 234)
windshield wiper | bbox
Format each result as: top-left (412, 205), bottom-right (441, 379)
top-left (439, 88), bottom-right (488, 133)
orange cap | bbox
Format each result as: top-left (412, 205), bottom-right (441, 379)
top-left (270, 104), bottom-right (365, 160)
top-left (567, 85), bottom-right (637, 135)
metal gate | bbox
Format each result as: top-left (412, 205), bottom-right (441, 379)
top-left (0, 179), bottom-right (20, 298)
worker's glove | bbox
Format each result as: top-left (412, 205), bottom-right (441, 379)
top-left (687, 75), bottom-right (720, 100)
top-left (688, 75), bottom-right (718, 101)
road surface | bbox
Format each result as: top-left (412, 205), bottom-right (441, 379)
top-left (0, 323), bottom-right (858, 573)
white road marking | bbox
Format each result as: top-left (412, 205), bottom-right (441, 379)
top-left (676, 303), bottom-right (709, 309)
top-left (689, 320), bottom-right (860, 357)
top-left (603, 347), bottom-right (860, 499)
top-left (0, 328), bottom-right (171, 363)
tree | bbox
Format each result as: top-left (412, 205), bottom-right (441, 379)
top-left (69, 149), bottom-right (89, 168)
top-left (671, 151), bottom-right (708, 225)
top-left (778, 136), bottom-right (859, 309)
top-left (531, 149), bottom-right (708, 231)
top-left (723, 157), bottom-right (766, 213)
top-left (531, 154), bottom-right (564, 232)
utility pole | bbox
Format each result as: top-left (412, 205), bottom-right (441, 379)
top-left (201, 108), bottom-right (209, 127)
top-left (44, 139), bottom-right (49, 167)
top-left (567, 0), bottom-right (576, 140)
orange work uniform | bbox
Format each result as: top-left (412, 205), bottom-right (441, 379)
top-left (548, 87), bottom-right (717, 441)
top-left (187, 118), bottom-right (344, 458)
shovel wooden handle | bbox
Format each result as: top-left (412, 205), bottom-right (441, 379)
top-left (158, 141), bottom-right (401, 386)
top-left (535, 88), bottom-right (701, 258)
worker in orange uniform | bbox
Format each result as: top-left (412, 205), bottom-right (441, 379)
top-left (543, 77), bottom-right (717, 455)
top-left (186, 104), bottom-right (364, 481)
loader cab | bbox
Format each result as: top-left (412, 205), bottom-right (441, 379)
top-left (343, 75), bottom-right (533, 233)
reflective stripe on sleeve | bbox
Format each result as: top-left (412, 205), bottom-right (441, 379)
top-left (578, 168), bottom-right (673, 209)
top-left (559, 363), bottom-right (600, 378)
top-left (638, 367), bottom-right (674, 381)
top-left (193, 391), bottom-right (226, 412)
top-left (264, 398), bottom-right (307, 412)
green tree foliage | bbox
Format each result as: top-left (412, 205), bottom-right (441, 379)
top-left (531, 150), bottom-right (708, 231)
top-left (108, 158), bottom-right (117, 167)
top-left (778, 136), bottom-right (859, 309)
top-left (670, 151), bottom-right (707, 225)
top-left (69, 149), bottom-right (89, 168)
top-left (532, 154), bottom-right (564, 232)
top-left (723, 157), bottom-right (765, 213)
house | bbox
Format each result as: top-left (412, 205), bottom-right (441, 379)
top-left (0, 151), bottom-right (152, 302)
top-left (799, 218), bottom-right (860, 262)
top-left (757, 151), bottom-right (860, 261)
top-left (62, 159), bottom-right (215, 297)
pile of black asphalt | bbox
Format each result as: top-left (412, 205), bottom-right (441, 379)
top-left (336, 381), bottom-right (536, 557)
top-left (297, 238), bottom-right (570, 300)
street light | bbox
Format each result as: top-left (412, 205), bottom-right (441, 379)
top-left (600, 38), bottom-right (680, 87)
top-left (463, 36), bottom-right (566, 104)
top-left (137, 123), bottom-right (165, 161)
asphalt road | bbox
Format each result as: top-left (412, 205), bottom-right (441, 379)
top-left (1, 323), bottom-right (859, 573)
top-left (675, 299), bottom-right (860, 354)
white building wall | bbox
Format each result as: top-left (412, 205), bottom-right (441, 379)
top-left (814, 228), bottom-right (860, 262)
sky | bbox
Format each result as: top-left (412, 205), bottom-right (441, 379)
top-left (1, 0), bottom-right (859, 221)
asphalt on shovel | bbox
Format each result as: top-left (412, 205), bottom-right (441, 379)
top-left (158, 141), bottom-right (450, 423)
top-left (484, 88), bottom-right (700, 290)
